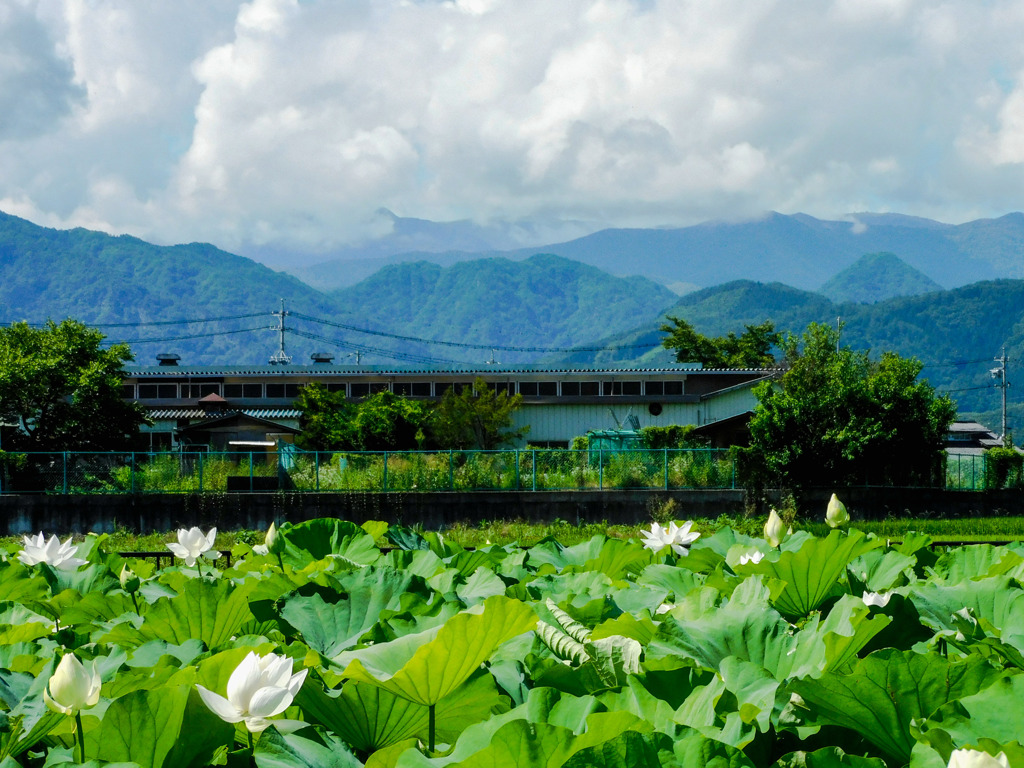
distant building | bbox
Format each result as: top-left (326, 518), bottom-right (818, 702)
top-left (944, 420), bottom-right (1007, 456)
top-left (123, 354), bottom-right (777, 450)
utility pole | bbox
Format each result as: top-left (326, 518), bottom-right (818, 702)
top-left (269, 299), bottom-right (291, 365)
top-left (991, 347), bottom-right (1009, 441)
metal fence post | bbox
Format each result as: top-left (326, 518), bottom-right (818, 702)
top-left (532, 449), bottom-right (537, 491)
top-left (598, 449), bottom-right (603, 490)
top-left (449, 449), bottom-right (454, 490)
top-left (63, 452), bottom-right (68, 494)
top-left (131, 452), bottom-right (136, 494)
top-left (514, 449), bottom-right (520, 490)
top-left (315, 451), bottom-right (320, 492)
top-left (664, 448), bottom-right (669, 490)
top-left (249, 452), bottom-right (254, 491)
top-left (383, 452), bottom-right (388, 492)
top-left (199, 453), bottom-right (204, 493)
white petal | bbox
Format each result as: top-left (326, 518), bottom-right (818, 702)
top-left (286, 668), bottom-right (308, 697)
top-left (247, 686), bottom-right (293, 719)
top-left (227, 652), bottom-right (264, 708)
top-left (196, 685), bottom-right (244, 723)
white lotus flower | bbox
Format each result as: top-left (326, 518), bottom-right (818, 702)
top-left (640, 520), bottom-right (701, 556)
top-left (196, 651), bottom-right (308, 733)
top-left (18, 533), bottom-right (87, 571)
top-left (739, 550), bottom-right (766, 566)
top-left (167, 527), bottom-right (219, 567)
top-left (826, 493), bottom-right (850, 528)
top-left (861, 591), bottom-right (892, 608)
top-left (44, 654), bottom-right (101, 715)
top-left (947, 749), bottom-right (1010, 768)
top-left (764, 509), bottom-right (787, 547)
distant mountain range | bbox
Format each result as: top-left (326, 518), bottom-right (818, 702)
top-left (290, 210), bottom-right (1024, 293)
top-left (3, 208), bottom-right (1022, 428)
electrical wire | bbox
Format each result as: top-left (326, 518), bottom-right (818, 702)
top-left (104, 326), bottom-right (274, 345)
top-left (91, 313), bottom-right (267, 328)
top-left (287, 327), bottom-right (471, 366)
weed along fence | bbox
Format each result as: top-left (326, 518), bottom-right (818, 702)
top-left (0, 447), bottom-right (740, 494)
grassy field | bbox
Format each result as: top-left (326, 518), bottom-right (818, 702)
top-left (5, 513), bottom-right (1024, 552)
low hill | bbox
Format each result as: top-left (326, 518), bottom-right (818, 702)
top-left (820, 252), bottom-right (943, 303)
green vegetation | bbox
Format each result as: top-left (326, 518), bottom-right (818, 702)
top-left (742, 323), bottom-right (956, 490)
top-left (819, 251), bottom-right (943, 304)
top-left (660, 316), bottom-right (779, 367)
top-left (2, 515), bottom-right (1024, 765)
top-left (0, 320), bottom-right (147, 451)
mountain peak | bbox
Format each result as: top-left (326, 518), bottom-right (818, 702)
top-left (820, 251), bottom-right (943, 303)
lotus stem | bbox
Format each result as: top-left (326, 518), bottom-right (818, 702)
top-left (196, 560), bottom-right (203, 579)
top-left (276, 553), bottom-right (283, 570)
top-left (130, 593), bottom-right (140, 613)
top-left (75, 711), bottom-right (85, 763)
top-left (428, 703), bottom-right (436, 753)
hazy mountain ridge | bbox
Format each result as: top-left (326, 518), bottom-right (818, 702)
top-left (286, 210), bottom-right (1024, 292)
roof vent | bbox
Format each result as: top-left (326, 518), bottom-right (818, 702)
top-left (156, 353), bottom-right (181, 366)
top-left (311, 352), bottom-right (335, 364)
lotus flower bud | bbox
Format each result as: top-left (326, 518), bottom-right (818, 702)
top-left (119, 565), bottom-right (140, 594)
top-left (44, 653), bottom-right (101, 716)
top-left (764, 508), bottom-right (786, 547)
top-left (947, 749), bottom-right (1010, 768)
top-left (265, 522), bottom-right (285, 555)
top-left (826, 493), bottom-right (850, 528)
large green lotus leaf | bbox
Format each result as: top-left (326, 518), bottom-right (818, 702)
top-left (748, 530), bottom-right (882, 618)
top-left (771, 747), bottom-right (888, 768)
top-left (648, 581), bottom-right (824, 680)
top-left (789, 649), bottom-right (1000, 764)
top-left (386, 526), bottom-right (431, 551)
top-left (930, 545), bottom-right (1021, 583)
top-left (125, 639), bottom-right (205, 669)
top-left (95, 684), bottom-right (229, 768)
top-left (521, 571), bottom-right (616, 605)
top-left (39, 562), bottom-right (117, 596)
top-left (340, 595), bottom-right (536, 706)
top-left (445, 549), bottom-right (506, 579)
top-left (560, 730), bottom-right (664, 768)
top-left (636, 564), bottom-right (705, 600)
top-left (669, 730), bottom-right (756, 768)
top-left (254, 725), bottom-right (363, 768)
top-left (592, 613), bottom-right (658, 645)
top-left (608, 583), bottom-right (668, 616)
top-left (0, 562), bottom-right (51, 603)
top-left (455, 567), bottom-right (507, 606)
top-left (380, 550), bottom-right (447, 579)
top-left (811, 594), bottom-right (892, 674)
top-left (672, 675), bottom-right (759, 749)
top-left (719, 657), bottom-right (779, 732)
top-left (103, 578), bottom-right (255, 650)
top-left (596, 677), bottom-right (682, 738)
top-left (848, 549), bottom-right (916, 592)
top-left (913, 673), bottom-right (1024, 753)
top-left (51, 590), bottom-right (140, 627)
top-left (298, 668), bottom-right (507, 753)
top-left (280, 567), bottom-right (422, 658)
top-left (909, 576), bottom-right (1024, 647)
top-left (279, 519), bottom-right (380, 568)
top-left (395, 709), bottom-right (649, 768)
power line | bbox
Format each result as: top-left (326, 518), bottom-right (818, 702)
top-left (287, 327), bottom-right (470, 366)
top-left (104, 326), bottom-right (274, 345)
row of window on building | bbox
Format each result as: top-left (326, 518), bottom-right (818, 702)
top-left (127, 379), bottom-right (687, 401)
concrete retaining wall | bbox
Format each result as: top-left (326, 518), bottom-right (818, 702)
top-left (0, 487), bottom-right (1020, 535)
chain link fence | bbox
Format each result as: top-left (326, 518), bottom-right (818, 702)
top-left (0, 448), bottom-right (740, 494)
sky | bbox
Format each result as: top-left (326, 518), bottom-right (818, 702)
top-left (4, 0), bottom-right (1024, 263)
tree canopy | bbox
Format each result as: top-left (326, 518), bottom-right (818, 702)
top-left (0, 320), bottom-right (148, 451)
top-left (741, 322), bottom-right (956, 490)
top-left (661, 316), bottom-right (780, 367)
top-left (431, 378), bottom-right (529, 450)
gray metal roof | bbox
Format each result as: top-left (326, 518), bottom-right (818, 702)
top-left (127, 363), bottom-right (780, 377)
top-left (148, 408), bottom-right (302, 420)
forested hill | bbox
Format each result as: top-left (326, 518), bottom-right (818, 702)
top-left (0, 212), bottom-right (675, 366)
top-left (820, 252), bottom-right (944, 303)
top-left (329, 254), bottom-right (676, 355)
top-left (559, 278), bottom-right (1024, 426)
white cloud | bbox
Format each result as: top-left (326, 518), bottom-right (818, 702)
top-left (2, 0), bottom-right (1024, 258)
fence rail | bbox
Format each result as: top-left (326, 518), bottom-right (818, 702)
top-left (0, 448), bottom-right (738, 494)
top-left (0, 448), bottom-right (1001, 495)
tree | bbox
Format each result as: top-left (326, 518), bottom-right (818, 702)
top-left (661, 317), bottom-right (780, 367)
top-left (740, 322), bottom-right (956, 490)
top-left (0, 320), bottom-right (148, 451)
top-left (431, 378), bottom-right (529, 450)
top-left (295, 385), bottom-right (432, 451)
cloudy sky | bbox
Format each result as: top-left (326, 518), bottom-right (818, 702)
top-left (4, 0), bottom-right (1024, 262)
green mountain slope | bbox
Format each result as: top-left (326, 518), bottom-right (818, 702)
top-left (820, 252), bottom-right (943, 303)
top-left (560, 278), bottom-right (1024, 428)
top-left (330, 254), bottom-right (677, 358)
top-left (0, 212), bottom-right (676, 367)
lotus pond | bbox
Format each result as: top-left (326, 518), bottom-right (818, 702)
top-left (0, 517), bottom-right (1022, 767)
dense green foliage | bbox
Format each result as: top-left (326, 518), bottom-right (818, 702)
top-left (639, 425), bottom-right (709, 449)
top-left (296, 379), bottom-right (525, 451)
top-left (741, 324), bottom-right (957, 490)
top-left (2, 517), bottom-right (1024, 766)
top-left (819, 252), bottom-right (943, 304)
top-left (0, 320), bottom-right (147, 451)
top-left (295, 386), bottom-right (433, 451)
top-left (660, 317), bottom-right (779, 367)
